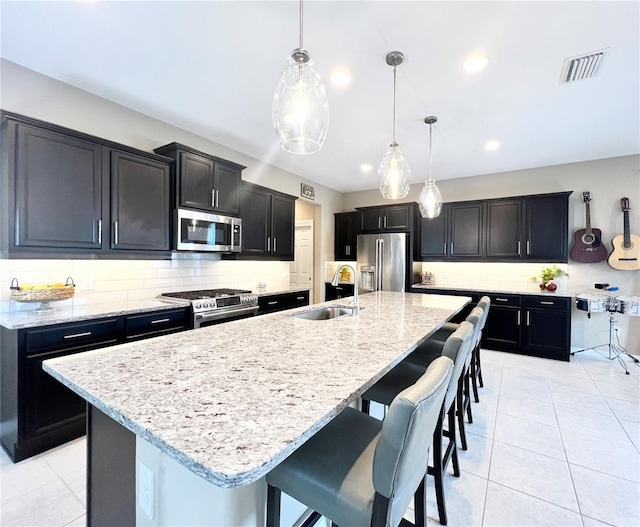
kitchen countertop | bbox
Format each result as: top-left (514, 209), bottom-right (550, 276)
top-left (0, 298), bottom-right (191, 330)
top-left (43, 291), bottom-right (470, 488)
top-left (411, 282), bottom-right (573, 298)
top-left (0, 287), bottom-right (311, 330)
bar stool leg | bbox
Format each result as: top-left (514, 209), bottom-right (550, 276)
top-left (456, 376), bottom-right (468, 451)
top-left (464, 366), bottom-right (473, 423)
top-left (428, 409), bottom-right (448, 526)
top-left (470, 345), bottom-right (480, 403)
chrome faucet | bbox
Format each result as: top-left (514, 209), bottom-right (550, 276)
top-left (331, 264), bottom-right (359, 315)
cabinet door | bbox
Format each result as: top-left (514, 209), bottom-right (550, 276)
top-left (15, 124), bottom-right (103, 250)
top-left (335, 212), bottom-right (356, 260)
top-left (213, 164), bottom-right (240, 216)
top-left (271, 194), bottom-right (295, 259)
top-left (486, 200), bottom-right (522, 258)
top-left (240, 184), bottom-right (270, 256)
top-left (482, 305), bottom-right (521, 350)
top-left (360, 208), bottom-right (383, 232)
top-left (111, 151), bottom-right (171, 251)
top-left (524, 195), bottom-right (569, 261)
top-left (524, 308), bottom-right (570, 360)
top-left (449, 203), bottom-right (483, 258)
top-left (384, 205), bottom-right (411, 230)
top-left (287, 291), bottom-right (309, 309)
top-left (258, 294), bottom-right (287, 314)
top-left (420, 206), bottom-right (448, 258)
top-left (179, 152), bottom-right (215, 210)
top-left (124, 308), bottom-right (189, 339)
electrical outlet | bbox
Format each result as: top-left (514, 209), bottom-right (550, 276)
top-left (139, 462), bottom-right (154, 519)
top-left (80, 277), bottom-right (94, 291)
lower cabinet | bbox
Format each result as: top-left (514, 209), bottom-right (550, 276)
top-left (325, 283), bottom-right (355, 301)
top-left (257, 290), bottom-right (310, 315)
top-left (0, 307), bottom-right (188, 462)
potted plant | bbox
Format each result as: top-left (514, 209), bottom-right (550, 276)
top-left (531, 265), bottom-right (567, 291)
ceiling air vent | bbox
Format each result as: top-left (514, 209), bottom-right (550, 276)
top-left (560, 48), bottom-right (609, 84)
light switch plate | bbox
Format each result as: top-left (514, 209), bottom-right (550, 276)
top-left (139, 462), bottom-right (154, 519)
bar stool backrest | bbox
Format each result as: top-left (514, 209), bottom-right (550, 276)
top-left (463, 308), bottom-right (483, 367)
top-left (476, 296), bottom-right (491, 341)
top-left (372, 355), bottom-right (454, 526)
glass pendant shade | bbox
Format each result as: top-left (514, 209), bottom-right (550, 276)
top-left (378, 141), bottom-right (411, 199)
top-left (273, 56), bottom-right (329, 155)
top-left (419, 179), bottom-right (443, 218)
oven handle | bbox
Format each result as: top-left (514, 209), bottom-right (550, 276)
top-left (194, 305), bottom-right (259, 324)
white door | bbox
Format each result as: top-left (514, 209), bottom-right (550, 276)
top-left (291, 220), bottom-right (314, 304)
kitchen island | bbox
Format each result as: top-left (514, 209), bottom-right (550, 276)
top-left (43, 291), bottom-right (470, 526)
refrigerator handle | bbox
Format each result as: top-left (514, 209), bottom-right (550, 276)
top-left (376, 238), bottom-right (383, 290)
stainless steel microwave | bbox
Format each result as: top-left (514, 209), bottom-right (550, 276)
top-left (176, 209), bottom-right (242, 252)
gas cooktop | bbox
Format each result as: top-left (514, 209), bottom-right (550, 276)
top-left (161, 288), bottom-right (252, 301)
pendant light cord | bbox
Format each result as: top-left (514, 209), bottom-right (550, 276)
top-left (299, 0), bottom-right (304, 49)
top-left (428, 122), bottom-right (433, 181)
top-left (392, 64), bottom-right (397, 143)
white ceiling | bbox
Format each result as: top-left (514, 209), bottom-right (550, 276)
top-left (1, 1), bottom-right (638, 193)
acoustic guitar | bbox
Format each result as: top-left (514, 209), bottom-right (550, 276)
top-left (608, 197), bottom-right (640, 270)
top-left (570, 192), bottom-right (608, 263)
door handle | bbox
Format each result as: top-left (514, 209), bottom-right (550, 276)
top-left (64, 331), bottom-right (92, 339)
top-left (526, 311), bottom-right (530, 326)
top-left (267, 237), bottom-right (270, 251)
top-left (151, 318), bottom-right (171, 324)
top-left (378, 217), bottom-right (381, 229)
top-left (527, 240), bottom-right (531, 255)
top-left (273, 237), bottom-right (277, 253)
top-left (97, 220), bottom-right (102, 245)
top-left (113, 221), bottom-right (119, 245)
top-left (517, 240), bottom-right (521, 255)
top-left (384, 216), bottom-right (387, 228)
top-left (211, 189), bottom-right (216, 207)
top-left (517, 312), bottom-right (521, 326)
top-left (215, 190), bottom-right (219, 207)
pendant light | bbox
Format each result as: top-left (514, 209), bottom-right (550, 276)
top-left (419, 116), bottom-right (443, 218)
top-left (272, 0), bottom-right (329, 155)
top-left (378, 51), bottom-right (410, 199)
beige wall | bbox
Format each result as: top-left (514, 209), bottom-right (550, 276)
top-left (341, 156), bottom-right (640, 354)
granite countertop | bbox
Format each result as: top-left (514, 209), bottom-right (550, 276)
top-left (0, 299), bottom-right (191, 330)
top-left (411, 282), bottom-right (574, 298)
top-left (254, 286), bottom-right (310, 297)
top-left (44, 291), bottom-right (470, 488)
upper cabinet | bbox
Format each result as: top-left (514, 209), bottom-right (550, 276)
top-left (358, 204), bottom-right (413, 233)
top-left (239, 181), bottom-right (296, 260)
top-left (334, 212), bottom-right (357, 260)
top-left (1, 112), bottom-right (173, 257)
top-left (153, 143), bottom-right (244, 216)
top-left (419, 192), bottom-right (571, 262)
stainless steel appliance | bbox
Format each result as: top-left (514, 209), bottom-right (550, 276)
top-left (160, 289), bottom-right (258, 328)
top-left (357, 233), bottom-right (408, 293)
top-left (176, 209), bottom-right (242, 252)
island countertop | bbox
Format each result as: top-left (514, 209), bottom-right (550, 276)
top-left (43, 291), bottom-right (470, 489)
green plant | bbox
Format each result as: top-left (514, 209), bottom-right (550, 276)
top-left (530, 265), bottom-right (567, 284)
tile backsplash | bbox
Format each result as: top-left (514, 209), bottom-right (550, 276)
top-left (0, 259), bottom-right (291, 313)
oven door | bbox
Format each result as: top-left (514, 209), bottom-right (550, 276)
top-left (176, 209), bottom-right (242, 252)
top-left (194, 306), bottom-right (259, 328)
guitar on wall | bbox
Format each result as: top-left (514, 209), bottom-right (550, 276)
top-left (608, 197), bottom-right (640, 270)
top-left (570, 191), bottom-right (609, 263)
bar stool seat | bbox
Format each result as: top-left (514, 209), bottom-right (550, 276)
top-left (266, 356), bottom-right (454, 527)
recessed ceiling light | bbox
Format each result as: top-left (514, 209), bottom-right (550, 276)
top-left (360, 163), bottom-right (373, 173)
top-left (330, 69), bottom-right (351, 86)
top-left (464, 53), bottom-right (489, 73)
top-left (485, 140), bottom-right (500, 151)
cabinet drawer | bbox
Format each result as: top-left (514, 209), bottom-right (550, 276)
top-left (23, 318), bottom-right (122, 355)
top-left (125, 308), bottom-right (189, 339)
top-left (287, 291), bottom-right (309, 309)
top-left (489, 294), bottom-right (521, 307)
top-left (258, 294), bottom-right (287, 313)
top-left (523, 296), bottom-right (570, 311)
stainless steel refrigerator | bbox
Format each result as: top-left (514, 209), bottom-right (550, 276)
top-left (357, 233), bottom-right (408, 294)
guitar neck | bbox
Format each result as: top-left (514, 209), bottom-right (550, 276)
top-left (623, 210), bottom-right (631, 248)
top-left (585, 202), bottom-right (592, 235)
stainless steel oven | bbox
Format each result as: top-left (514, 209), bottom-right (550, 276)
top-left (160, 289), bottom-right (258, 328)
top-left (176, 209), bottom-right (242, 252)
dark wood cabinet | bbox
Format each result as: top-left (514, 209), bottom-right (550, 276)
top-left (485, 199), bottom-right (522, 258)
top-left (334, 212), bottom-right (357, 260)
top-left (419, 192), bottom-right (571, 262)
top-left (325, 283), bottom-right (355, 301)
top-left (1, 112), bottom-right (174, 258)
top-left (0, 307), bottom-right (189, 462)
top-left (153, 142), bottom-right (244, 216)
top-left (257, 290), bottom-right (309, 315)
top-left (522, 296), bottom-right (571, 360)
top-left (358, 204), bottom-right (412, 233)
top-left (239, 182), bottom-right (296, 260)
top-left (110, 150), bottom-right (171, 251)
top-left (482, 294), bottom-right (522, 350)
top-left (11, 122), bottom-right (104, 251)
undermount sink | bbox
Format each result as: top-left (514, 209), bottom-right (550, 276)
top-left (291, 306), bottom-right (359, 321)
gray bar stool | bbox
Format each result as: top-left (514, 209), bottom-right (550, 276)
top-left (266, 356), bottom-right (454, 527)
top-left (470, 297), bottom-right (490, 401)
top-left (360, 323), bottom-right (474, 526)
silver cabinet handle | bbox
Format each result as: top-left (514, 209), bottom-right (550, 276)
top-left (273, 237), bottom-right (277, 253)
top-left (495, 298), bottom-right (509, 302)
top-left (517, 312), bottom-right (521, 326)
top-left (518, 241), bottom-right (521, 255)
top-left (444, 243), bottom-right (447, 255)
top-left (346, 245), bottom-right (350, 256)
top-left (151, 318), bottom-right (170, 324)
top-left (267, 237), bottom-right (270, 251)
top-left (378, 217), bottom-right (381, 229)
top-left (526, 311), bottom-right (530, 326)
top-left (450, 242), bottom-right (454, 254)
top-left (527, 240), bottom-right (531, 255)
top-left (64, 331), bottom-right (92, 339)
top-left (211, 189), bottom-right (215, 207)
top-left (540, 301), bottom-right (554, 305)
top-left (215, 189), bottom-right (219, 207)
top-left (384, 216), bottom-right (387, 228)
top-left (97, 220), bottom-right (102, 245)
top-left (267, 301), bottom-right (278, 305)
top-left (113, 221), bottom-right (119, 245)
top-left (296, 296), bottom-right (305, 300)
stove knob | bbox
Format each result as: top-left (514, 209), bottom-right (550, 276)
top-left (195, 303), bottom-right (201, 309)
top-left (203, 302), bottom-right (210, 308)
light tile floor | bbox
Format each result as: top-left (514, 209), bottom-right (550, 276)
top-left (0, 348), bottom-right (638, 527)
